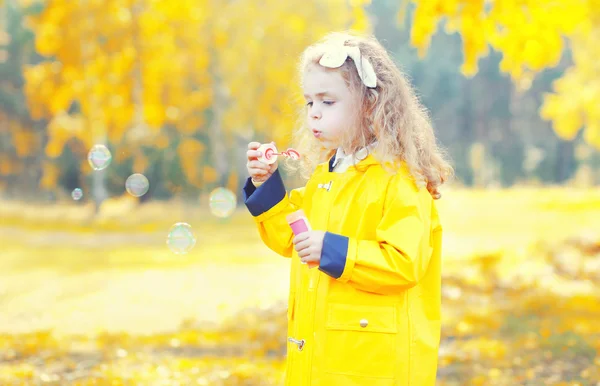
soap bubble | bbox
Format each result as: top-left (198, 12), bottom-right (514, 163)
top-left (167, 222), bottom-right (196, 255)
top-left (209, 188), bottom-right (237, 218)
top-left (125, 173), bottom-right (149, 197)
top-left (87, 144), bottom-right (112, 171)
top-left (71, 188), bottom-right (83, 201)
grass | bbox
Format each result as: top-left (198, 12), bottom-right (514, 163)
top-left (0, 186), bottom-right (599, 385)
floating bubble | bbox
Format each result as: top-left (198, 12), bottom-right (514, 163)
top-left (125, 173), bottom-right (149, 197)
top-left (167, 222), bottom-right (196, 255)
top-left (71, 188), bottom-right (83, 201)
top-left (87, 144), bottom-right (112, 171)
top-left (209, 188), bottom-right (237, 218)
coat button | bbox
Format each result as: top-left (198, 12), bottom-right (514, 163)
top-left (360, 319), bottom-right (368, 328)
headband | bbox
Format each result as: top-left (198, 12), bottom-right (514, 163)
top-left (318, 41), bottom-right (378, 88)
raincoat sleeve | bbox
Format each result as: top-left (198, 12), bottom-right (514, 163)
top-left (318, 173), bottom-right (432, 295)
top-left (242, 169), bottom-right (304, 258)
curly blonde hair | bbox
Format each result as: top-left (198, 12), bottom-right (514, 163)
top-left (283, 30), bottom-right (454, 199)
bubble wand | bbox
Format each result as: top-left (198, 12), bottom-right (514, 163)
top-left (257, 143), bottom-right (300, 164)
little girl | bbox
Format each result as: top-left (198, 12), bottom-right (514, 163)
top-left (243, 31), bottom-right (453, 386)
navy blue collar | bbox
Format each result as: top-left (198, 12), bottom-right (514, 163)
top-left (328, 155), bottom-right (336, 172)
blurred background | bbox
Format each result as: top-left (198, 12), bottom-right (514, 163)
top-left (1, 0), bottom-right (599, 385)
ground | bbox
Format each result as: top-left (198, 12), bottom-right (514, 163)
top-left (1, 186), bottom-right (599, 385)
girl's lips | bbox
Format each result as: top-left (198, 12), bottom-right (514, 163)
top-left (312, 129), bottom-right (322, 138)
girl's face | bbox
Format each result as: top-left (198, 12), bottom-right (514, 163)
top-left (303, 64), bottom-right (358, 150)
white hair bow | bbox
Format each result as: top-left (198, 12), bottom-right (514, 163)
top-left (319, 42), bottom-right (378, 88)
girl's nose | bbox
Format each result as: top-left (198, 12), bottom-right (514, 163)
top-left (311, 109), bottom-right (321, 120)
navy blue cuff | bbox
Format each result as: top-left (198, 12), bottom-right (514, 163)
top-left (243, 169), bottom-right (286, 217)
top-left (319, 232), bottom-right (349, 279)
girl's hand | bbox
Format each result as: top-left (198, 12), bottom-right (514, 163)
top-left (293, 231), bottom-right (325, 267)
top-left (246, 141), bottom-right (278, 184)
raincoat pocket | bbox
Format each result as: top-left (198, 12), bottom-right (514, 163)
top-left (323, 303), bottom-right (398, 379)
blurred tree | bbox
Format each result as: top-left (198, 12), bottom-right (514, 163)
top-left (3, 0), bottom-right (594, 201)
top-left (370, 0), bottom-right (578, 186)
top-left (0, 0), bottom-right (47, 199)
top-left (207, 0), bottom-right (372, 193)
top-left (20, 0), bottom-right (216, 208)
top-left (406, 0), bottom-right (600, 150)
top-left (17, 0), bottom-right (369, 204)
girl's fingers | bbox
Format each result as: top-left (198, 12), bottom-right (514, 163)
top-left (248, 160), bottom-right (269, 170)
top-left (248, 142), bottom-right (261, 150)
top-left (292, 232), bottom-right (309, 245)
top-left (246, 150), bottom-right (262, 160)
top-left (249, 167), bottom-right (270, 177)
top-left (248, 167), bottom-right (266, 174)
top-left (299, 250), bottom-right (313, 260)
top-left (294, 240), bottom-right (310, 252)
top-left (246, 142), bottom-right (277, 180)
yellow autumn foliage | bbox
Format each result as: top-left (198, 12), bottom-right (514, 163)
top-left (0, 187), bottom-right (599, 384)
top-left (408, 0), bottom-right (600, 149)
top-left (18, 0), bottom-right (369, 189)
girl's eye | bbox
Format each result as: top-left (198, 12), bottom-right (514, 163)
top-left (305, 101), bottom-right (334, 107)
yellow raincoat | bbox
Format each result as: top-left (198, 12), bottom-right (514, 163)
top-left (243, 154), bottom-right (442, 386)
